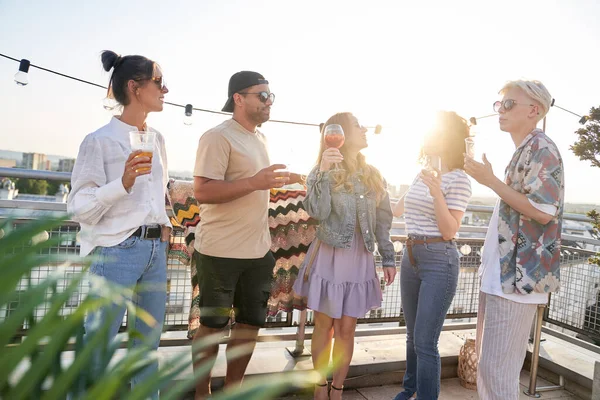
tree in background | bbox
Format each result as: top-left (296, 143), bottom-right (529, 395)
top-left (571, 106), bottom-right (600, 168)
top-left (47, 180), bottom-right (70, 196)
top-left (571, 105), bottom-right (600, 266)
top-left (15, 178), bottom-right (49, 195)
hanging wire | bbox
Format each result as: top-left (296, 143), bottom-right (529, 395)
top-left (0, 53), bottom-right (323, 127)
top-left (1, 53), bottom-right (589, 127)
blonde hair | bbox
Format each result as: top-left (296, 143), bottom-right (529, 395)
top-left (316, 112), bottom-right (386, 203)
top-left (499, 79), bottom-right (552, 121)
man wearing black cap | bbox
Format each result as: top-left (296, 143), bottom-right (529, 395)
top-left (191, 71), bottom-right (289, 398)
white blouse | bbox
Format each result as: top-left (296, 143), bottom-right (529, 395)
top-left (68, 117), bottom-right (171, 256)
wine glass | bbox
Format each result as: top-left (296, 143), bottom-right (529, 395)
top-left (324, 124), bottom-right (345, 171)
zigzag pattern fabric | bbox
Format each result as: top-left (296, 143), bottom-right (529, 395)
top-left (166, 180), bottom-right (315, 338)
top-left (267, 189), bottom-right (316, 317)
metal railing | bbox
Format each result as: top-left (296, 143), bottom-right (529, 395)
top-left (3, 216), bottom-right (599, 335)
top-left (0, 217), bottom-right (484, 332)
top-left (1, 167), bottom-right (599, 334)
top-left (2, 167), bottom-right (600, 397)
top-left (0, 166), bottom-right (596, 224)
top-left (545, 247), bottom-right (600, 342)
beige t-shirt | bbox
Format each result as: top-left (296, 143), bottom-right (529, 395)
top-left (193, 119), bottom-right (271, 259)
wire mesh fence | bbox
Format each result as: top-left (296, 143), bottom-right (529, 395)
top-left (544, 246), bottom-right (600, 342)
top-left (2, 219), bottom-right (599, 339)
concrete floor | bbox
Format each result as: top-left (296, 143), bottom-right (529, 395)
top-left (277, 371), bottom-right (580, 399)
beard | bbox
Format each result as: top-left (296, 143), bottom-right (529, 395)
top-left (249, 106), bottom-right (270, 125)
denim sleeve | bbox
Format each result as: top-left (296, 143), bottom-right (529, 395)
top-left (375, 185), bottom-right (395, 267)
top-left (305, 167), bottom-right (332, 221)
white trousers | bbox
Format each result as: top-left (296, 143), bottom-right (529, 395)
top-left (476, 291), bottom-right (538, 400)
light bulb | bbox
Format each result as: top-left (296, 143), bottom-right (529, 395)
top-left (103, 97), bottom-right (118, 110)
top-left (393, 241), bottom-right (403, 253)
top-left (460, 244), bottom-right (472, 255)
top-left (184, 104), bottom-right (193, 125)
top-left (31, 230), bottom-right (49, 246)
top-left (14, 59), bottom-right (30, 86)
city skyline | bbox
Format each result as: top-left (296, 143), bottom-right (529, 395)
top-left (2, 144), bottom-right (600, 207)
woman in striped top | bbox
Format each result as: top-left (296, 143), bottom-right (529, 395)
top-left (392, 111), bottom-right (472, 400)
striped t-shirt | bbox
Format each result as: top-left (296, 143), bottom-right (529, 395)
top-left (404, 169), bottom-right (472, 236)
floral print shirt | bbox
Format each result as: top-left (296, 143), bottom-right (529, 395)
top-left (498, 129), bottom-right (565, 294)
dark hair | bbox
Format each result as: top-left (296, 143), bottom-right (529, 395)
top-left (419, 111), bottom-right (471, 170)
top-left (101, 50), bottom-right (156, 106)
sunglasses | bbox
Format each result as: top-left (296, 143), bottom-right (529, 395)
top-left (239, 91), bottom-right (275, 104)
top-left (135, 76), bottom-right (168, 91)
top-left (150, 76), bottom-right (167, 91)
top-left (493, 99), bottom-right (535, 113)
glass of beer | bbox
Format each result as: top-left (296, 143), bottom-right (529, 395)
top-left (424, 154), bottom-right (442, 177)
top-left (324, 124), bottom-right (345, 171)
top-left (129, 131), bottom-right (155, 173)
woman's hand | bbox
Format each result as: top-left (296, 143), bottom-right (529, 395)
top-left (421, 169), bottom-right (443, 199)
top-left (122, 150), bottom-right (152, 191)
top-left (384, 267), bottom-right (397, 285)
top-left (319, 148), bottom-right (344, 172)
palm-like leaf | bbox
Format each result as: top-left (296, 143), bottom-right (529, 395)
top-left (0, 218), bottom-right (315, 399)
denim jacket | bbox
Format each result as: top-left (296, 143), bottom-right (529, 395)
top-left (305, 166), bottom-right (395, 267)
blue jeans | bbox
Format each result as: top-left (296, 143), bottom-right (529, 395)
top-left (399, 239), bottom-right (459, 400)
top-left (86, 234), bottom-right (167, 399)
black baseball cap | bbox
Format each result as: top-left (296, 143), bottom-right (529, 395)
top-left (222, 71), bottom-right (269, 112)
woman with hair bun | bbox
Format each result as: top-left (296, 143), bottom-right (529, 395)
top-left (67, 50), bottom-right (170, 398)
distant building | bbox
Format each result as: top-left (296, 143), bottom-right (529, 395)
top-left (562, 220), bottom-right (599, 252)
top-left (22, 153), bottom-right (49, 170)
top-left (462, 211), bottom-right (474, 225)
top-left (58, 158), bottom-right (76, 172)
top-left (0, 159), bottom-right (17, 168)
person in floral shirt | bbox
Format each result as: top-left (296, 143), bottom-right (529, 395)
top-left (464, 79), bottom-right (564, 400)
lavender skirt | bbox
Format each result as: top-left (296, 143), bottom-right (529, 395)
top-left (293, 231), bottom-right (382, 319)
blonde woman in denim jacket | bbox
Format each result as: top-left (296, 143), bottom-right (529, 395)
top-left (293, 112), bottom-right (396, 399)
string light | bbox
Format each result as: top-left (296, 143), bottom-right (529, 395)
top-left (14, 59), bottom-right (30, 86)
top-left (184, 104), bottom-right (193, 125)
top-left (469, 97), bottom-right (593, 127)
top-left (1, 53), bottom-right (383, 129)
top-left (3, 54), bottom-right (589, 128)
top-left (459, 244), bottom-right (472, 256)
top-left (468, 114), bottom-right (497, 126)
top-left (103, 97), bottom-right (118, 111)
top-left (393, 241), bottom-right (403, 253)
top-left (550, 99), bottom-right (590, 125)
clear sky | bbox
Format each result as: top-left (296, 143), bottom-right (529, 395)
top-left (1, 0), bottom-right (599, 203)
